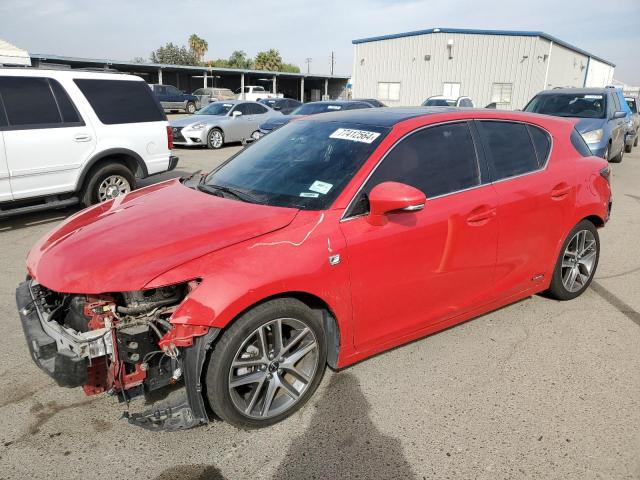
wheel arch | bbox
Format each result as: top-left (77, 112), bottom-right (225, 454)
top-left (75, 148), bottom-right (147, 191)
top-left (203, 290), bottom-right (342, 370)
top-left (582, 214), bottom-right (605, 228)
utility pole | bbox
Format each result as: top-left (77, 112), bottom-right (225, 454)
top-left (330, 51), bottom-right (335, 76)
top-left (305, 57), bottom-right (312, 74)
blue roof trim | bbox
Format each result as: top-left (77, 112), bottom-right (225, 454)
top-left (352, 28), bottom-right (615, 67)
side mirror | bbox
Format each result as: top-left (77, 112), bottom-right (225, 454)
top-left (232, 110), bottom-right (243, 118)
top-left (367, 181), bottom-right (426, 226)
top-left (612, 111), bottom-right (627, 120)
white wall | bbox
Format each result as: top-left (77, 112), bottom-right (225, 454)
top-left (584, 59), bottom-right (615, 87)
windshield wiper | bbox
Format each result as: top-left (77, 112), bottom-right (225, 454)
top-left (197, 183), bottom-right (262, 204)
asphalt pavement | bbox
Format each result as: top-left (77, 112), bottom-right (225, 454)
top-left (0, 143), bottom-right (638, 480)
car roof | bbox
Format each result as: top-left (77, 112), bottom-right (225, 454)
top-left (0, 67), bottom-right (143, 82)
top-left (536, 88), bottom-right (611, 96)
top-left (300, 106), bottom-right (571, 128)
top-left (307, 100), bottom-right (371, 105)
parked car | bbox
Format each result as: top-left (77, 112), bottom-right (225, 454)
top-left (0, 68), bottom-right (177, 218)
top-left (149, 84), bottom-right (200, 114)
top-left (192, 87), bottom-right (235, 105)
top-left (169, 100), bottom-right (281, 149)
top-left (524, 88), bottom-right (628, 163)
top-left (258, 100), bottom-right (373, 135)
top-left (352, 98), bottom-right (387, 107)
top-left (235, 85), bottom-right (278, 101)
top-left (259, 98), bottom-right (302, 115)
top-left (422, 95), bottom-right (474, 107)
top-left (624, 95), bottom-right (639, 152)
top-left (17, 108), bottom-right (611, 431)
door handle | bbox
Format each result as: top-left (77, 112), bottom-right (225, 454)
top-left (466, 205), bottom-right (496, 225)
top-left (74, 134), bottom-right (92, 142)
top-left (551, 183), bottom-right (572, 200)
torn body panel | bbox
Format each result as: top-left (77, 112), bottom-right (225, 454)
top-left (16, 278), bottom-right (216, 431)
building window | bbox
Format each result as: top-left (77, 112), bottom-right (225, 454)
top-left (377, 82), bottom-right (401, 101)
top-left (491, 83), bottom-right (513, 105)
top-left (443, 82), bottom-right (461, 98)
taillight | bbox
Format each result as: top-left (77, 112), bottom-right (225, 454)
top-left (599, 166), bottom-right (611, 184)
top-left (166, 126), bottom-right (173, 150)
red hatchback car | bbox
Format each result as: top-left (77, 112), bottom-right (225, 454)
top-left (16, 108), bottom-right (611, 430)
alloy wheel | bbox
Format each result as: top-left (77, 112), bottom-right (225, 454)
top-left (228, 318), bottom-right (319, 419)
top-left (251, 131), bottom-right (261, 140)
top-left (209, 130), bottom-right (223, 148)
top-left (97, 175), bottom-right (131, 202)
top-left (561, 229), bottom-right (597, 293)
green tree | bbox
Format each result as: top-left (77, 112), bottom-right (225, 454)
top-left (227, 50), bottom-right (253, 69)
top-left (150, 42), bottom-right (199, 65)
top-left (188, 34), bottom-right (208, 63)
top-left (253, 49), bottom-right (283, 71)
top-left (281, 62), bottom-right (301, 73)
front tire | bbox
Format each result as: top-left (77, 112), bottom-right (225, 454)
top-left (207, 128), bottom-right (224, 149)
top-left (546, 220), bottom-right (600, 301)
top-left (81, 162), bottom-right (135, 206)
top-left (610, 144), bottom-right (624, 163)
top-left (205, 298), bottom-right (327, 429)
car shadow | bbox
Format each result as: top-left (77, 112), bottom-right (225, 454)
top-left (272, 372), bottom-right (417, 480)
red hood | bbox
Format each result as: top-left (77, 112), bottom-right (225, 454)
top-left (27, 180), bottom-right (299, 293)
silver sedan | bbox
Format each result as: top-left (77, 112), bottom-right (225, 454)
top-left (170, 100), bottom-right (282, 149)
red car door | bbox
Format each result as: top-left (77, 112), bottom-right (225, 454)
top-left (340, 121), bottom-right (499, 352)
top-left (475, 120), bottom-right (574, 298)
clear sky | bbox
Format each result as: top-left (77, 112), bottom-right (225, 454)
top-left (1, 0), bottom-right (639, 84)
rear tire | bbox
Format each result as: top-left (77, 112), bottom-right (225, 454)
top-left (625, 143), bottom-right (632, 153)
top-left (634, 135), bottom-right (638, 147)
top-left (546, 220), bottom-right (600, 301)
top-left (81, 162), bottom-right (135, 207)
top-left (186, 102), bottom-right (196, 114)
top-left (205, 298), bottom-right (327, 429)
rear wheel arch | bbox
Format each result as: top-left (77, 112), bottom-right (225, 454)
top-left (76, 148), bottom-right (146, 192)
top-left (582, 214), bottom-right (604, 229)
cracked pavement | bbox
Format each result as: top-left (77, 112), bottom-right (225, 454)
top-left (0, 137), bottom-right (638, 479)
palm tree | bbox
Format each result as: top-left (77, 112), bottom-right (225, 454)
top-left (254, 49), bottom-right (283, 71)
top-left (188, 34), bottom-right (208, 63)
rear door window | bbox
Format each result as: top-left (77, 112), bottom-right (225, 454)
top-left (476, 121), bottom-right (540, 181)
top-left (74, 79), bottom-right (166, 124)
top-left (249, 103), bottom-right (269, 114)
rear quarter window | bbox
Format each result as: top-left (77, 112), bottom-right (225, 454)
top-left (74, 79), bottom-right (166, 125)
top-left (527, 125), bottom-right (551, 166)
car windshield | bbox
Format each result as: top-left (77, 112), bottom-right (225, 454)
top-left (524, 93), bottom-right (606, 119)
top-left (291, 103), bottom-right (345, 115)
top-left (204, 121), bottom-right (389, 209)
top-left (423, 99), bottom-right (455, 107)
top-left (196, 102), bottom-right (234, 115)
top-left (626, 98), bottom-right (637, 114)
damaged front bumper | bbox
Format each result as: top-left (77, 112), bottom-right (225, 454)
top-left (16, 280), bottom-right (111, 387)
top-left (16, 280), bottom-right (219, 431)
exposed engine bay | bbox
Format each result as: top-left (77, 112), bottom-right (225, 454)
top-left (17, 279), bottom-right (217, 431)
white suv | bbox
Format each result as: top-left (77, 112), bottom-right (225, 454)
top-left (0, 68), bottom-right (178, 217)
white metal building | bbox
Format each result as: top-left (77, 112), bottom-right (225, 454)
top-left (351, 28), bottom-right (615, 109)
top-left (0, 39), bottom-right (31, 67)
